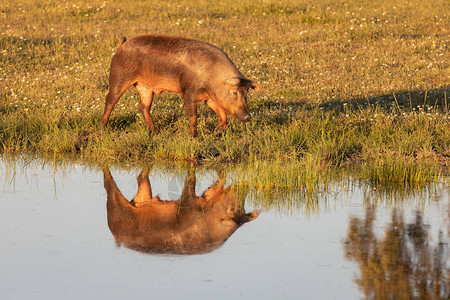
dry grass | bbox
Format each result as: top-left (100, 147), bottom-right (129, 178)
top-left (1, 0), bottom-right (449, 188)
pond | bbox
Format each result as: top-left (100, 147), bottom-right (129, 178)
top-left (0, 157), bottom-right (448, 299)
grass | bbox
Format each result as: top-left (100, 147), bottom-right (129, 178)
top-left (1, 0), bottom-right (449, 190)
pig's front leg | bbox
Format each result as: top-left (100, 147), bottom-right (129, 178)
top-left (206, 99), bottom-right (227, 132)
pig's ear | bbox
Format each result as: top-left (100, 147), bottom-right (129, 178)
top-left (245, 210), bottom-right (260, 222)
top-left (250, 81), bottom-right (264, 93)
top-left (223, 77), bottom-right (242, 87)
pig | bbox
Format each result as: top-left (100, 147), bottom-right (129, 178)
top-left (103, 167), bottom-right (260, 255)
top-left (99, 34), bottom-right (263, 136)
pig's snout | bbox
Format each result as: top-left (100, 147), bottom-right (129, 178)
top-left (235, 110), bottom-right (251, 122)
top-left (242, 114), bottom-right (251, 122)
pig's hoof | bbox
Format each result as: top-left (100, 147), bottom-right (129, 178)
top-left (148, 129), bottom-right (159, 136)
top-left (215, 129), bottom-right (224, 137)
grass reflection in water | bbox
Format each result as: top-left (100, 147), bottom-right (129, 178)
top-left (344, 201), bottom-right (449, 300)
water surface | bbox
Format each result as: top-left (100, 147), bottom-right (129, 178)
top-left (0, 158), bottom-right (448, 299)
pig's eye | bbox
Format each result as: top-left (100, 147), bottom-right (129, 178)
top-left (229, 90), bottom-right (238, 97)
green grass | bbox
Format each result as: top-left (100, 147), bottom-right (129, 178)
top-left (1, 0), bottom-right (449, 190)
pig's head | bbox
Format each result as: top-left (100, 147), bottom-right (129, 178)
top-left (217, 77), bottom-right (263, 122)
top-left (201, 186), bottom-right (260, 241)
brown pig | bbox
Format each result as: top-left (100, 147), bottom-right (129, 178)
top-left (99, 34), bottom-right (263, 136)
top-left (103, 168), bottom-right (260, 255)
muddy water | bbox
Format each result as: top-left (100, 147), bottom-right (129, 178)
top-left (0, 158), bottom-right (448, 299)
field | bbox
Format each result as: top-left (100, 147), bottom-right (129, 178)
top-left (1, 0), bottom-right (449, 190)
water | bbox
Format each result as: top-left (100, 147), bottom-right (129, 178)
top-left (0, 158), bottom-right (448, 299)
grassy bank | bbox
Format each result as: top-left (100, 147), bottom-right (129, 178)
top-left (1, 0), bottom-right (449, 187)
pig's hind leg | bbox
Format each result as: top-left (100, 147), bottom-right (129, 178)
top-left (131, 167), bottom-right (160, 207)
top-left (135, 83), bottom-right (157, 132)
top-left (99, 79), bottom-right (132, 127)
top-left (183, 91), bottom-right (198, 137)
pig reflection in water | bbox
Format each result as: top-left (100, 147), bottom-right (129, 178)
top-left (103, 168), bottom-right (259, 255)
